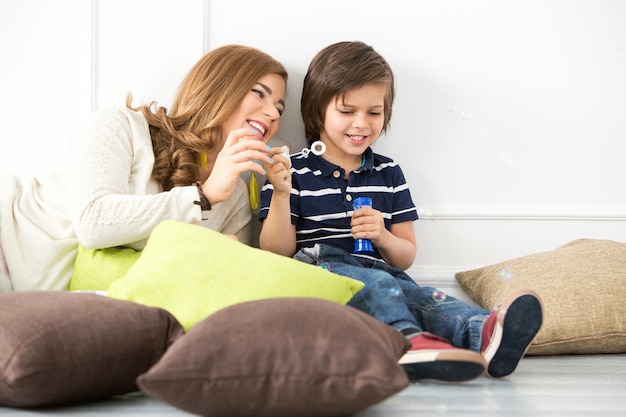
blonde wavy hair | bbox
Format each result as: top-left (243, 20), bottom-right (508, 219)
top-left (127, 45), bottom-right (288, 191)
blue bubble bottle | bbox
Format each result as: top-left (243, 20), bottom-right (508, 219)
top-left (353, 197), bottom-right (374, 254)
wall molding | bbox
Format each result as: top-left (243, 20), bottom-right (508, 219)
top-left (406, 266), bottom-right (463, 286)
top-left (416, 207), bottom-right (626, 221)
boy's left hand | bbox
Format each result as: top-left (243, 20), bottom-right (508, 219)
top-left (351, 206), bottom-right (386, 244)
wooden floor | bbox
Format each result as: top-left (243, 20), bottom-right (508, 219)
top-left (2, 354), bottom-right (624, 416)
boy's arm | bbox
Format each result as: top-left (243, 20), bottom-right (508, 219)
top-left (259, 189), bottom-right (297, 257)
top-left (375, 221), bottom-right (417, 271)
top-left (352, 207), bottom-right (417, 270)
top-left (259, 155), bottom-right (297, 257)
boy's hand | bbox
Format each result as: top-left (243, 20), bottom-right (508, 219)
top-left (265, 146), bottom-right (292, 194)
top-left (351, 206), bottom-right (386, 244)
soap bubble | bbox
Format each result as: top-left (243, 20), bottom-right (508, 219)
top-left (432, 290), bottom-right (447, 302)
top-left (389, 286), bottom-right (402, 297)
top-left (498, 268), bottom-right (514, 283)
top-left (417, 208), bottom-right (433, 217)
top-left (499, 154), bottom-right (515, 165)
top-left (492, 303), bottom-right (507, 315)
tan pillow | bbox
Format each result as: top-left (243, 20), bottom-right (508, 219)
top-left (138, 297), bottom-right (411, 417)
top-left (455, 238), bottom-right (626, 355)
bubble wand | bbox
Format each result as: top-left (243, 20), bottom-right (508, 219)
top-left (249, 141), bottom-right (326, 209)
top-left (276, 140), bottom-right (326, 167)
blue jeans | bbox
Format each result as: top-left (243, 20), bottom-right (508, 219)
top-left (294, 244), bottom-right (490, 352)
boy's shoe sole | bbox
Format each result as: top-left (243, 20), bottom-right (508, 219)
top-left (482, 289), bottom-right (543, 378)
top-left (400, 349), bottom-right (486, 382)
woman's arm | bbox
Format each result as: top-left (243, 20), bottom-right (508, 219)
top-left (68, 107), bottom-right (204, 249)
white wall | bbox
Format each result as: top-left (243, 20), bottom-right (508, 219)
top-left (0, 0), bottom-right (92, 176)
top-left (1, 0), bottom-right (625, 295)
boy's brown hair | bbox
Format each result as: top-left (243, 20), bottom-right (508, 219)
top-left (301, 41), bottom-right (395, 142)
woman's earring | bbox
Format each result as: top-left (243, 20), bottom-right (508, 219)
top-left (249, 172), bottom-right (259, 210)
top-left (201, 152), bottom-right (208, 170)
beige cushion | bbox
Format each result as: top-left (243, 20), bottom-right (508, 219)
top-left (455, 238), bottom-right (626, 355)
top-left (138, 297), bottom-right (411, 417)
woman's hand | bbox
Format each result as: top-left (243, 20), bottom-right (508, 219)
top-left (201, 127), bottom-right (274, 205)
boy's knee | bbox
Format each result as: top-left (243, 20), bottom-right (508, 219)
top-left (359, 269), bottom-right (399, 289)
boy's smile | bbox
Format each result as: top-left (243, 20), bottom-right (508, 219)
top-left (319, 83), bottom-right (386, 168)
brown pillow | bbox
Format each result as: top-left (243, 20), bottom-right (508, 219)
top-left (0, 291), bottom-right (184, 408)
top-left (138, 297), bottom-right (411, 417)
top-left (455, 238), bottom-right (626, 355)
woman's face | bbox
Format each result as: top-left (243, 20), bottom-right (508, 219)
top-left (222, 73), bottom-right (286, 144)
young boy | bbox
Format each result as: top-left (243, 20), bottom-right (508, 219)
top-left (259, 41), bottom-right (543, 382)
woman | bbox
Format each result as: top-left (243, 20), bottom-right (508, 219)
top-left (0, 44), bottom-right (288, 292)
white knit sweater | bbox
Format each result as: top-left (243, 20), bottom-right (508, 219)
top-left (0, 106), bottom-right (251, 292)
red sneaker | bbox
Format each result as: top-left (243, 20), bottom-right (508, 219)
top-left (481, 289), bottom-right (543, 377)
top-left (400, 333), bottom-right (486, 382)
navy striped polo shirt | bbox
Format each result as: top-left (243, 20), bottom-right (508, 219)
top-left (259, 146), bottom-right (418, 261)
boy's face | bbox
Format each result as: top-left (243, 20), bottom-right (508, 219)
top-left (321, 83), bottom-right (386, 161)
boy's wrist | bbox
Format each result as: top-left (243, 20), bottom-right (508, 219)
top-left (272, 188), bottom-right (292, 197)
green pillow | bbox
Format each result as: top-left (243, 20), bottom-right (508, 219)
top-left (70, 244), bottom-right (142, 291)
top-left (107, 220), bottom-right (364, 330)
